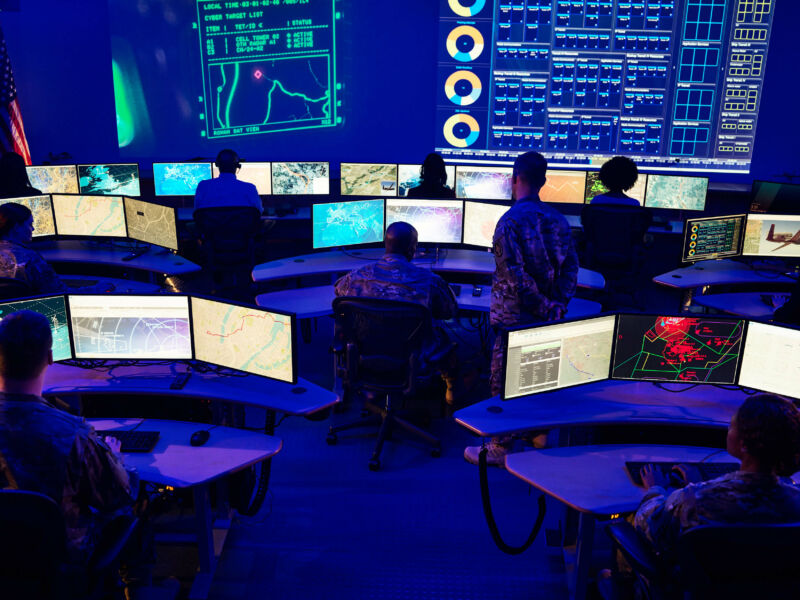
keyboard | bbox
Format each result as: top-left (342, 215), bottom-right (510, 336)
top-left (96, 430), bottom-right (160, 453)
top-left (626, 461), bottom-right (740, 487)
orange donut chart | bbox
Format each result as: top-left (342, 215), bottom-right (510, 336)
top-left (445, 70), bottom-right (483, 106)
top-left (448, 0), bottom-right (487, 17)
top-left (446, 25), bottom-right (485, 63)
top-left (443, 113), bottom-right (480, 148)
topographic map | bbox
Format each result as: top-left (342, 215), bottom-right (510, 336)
top-left (52, 195), bottom-right (126, 237)
top-left (272, 162), bottom-right (329, 195)
top-left (645, 175), bottom-right (707, 210)
top-left (124, 198), bottom-right (178, 250)
top-left (26, 165), bottom-right (79, 194)
top-left (154, 163), bottom-right (211, 196)
top-left (386, 200), bottom-right (463, 243)
top-left (341, 164), bottom-right (398, 196)
top-left (0, 296), bottom-right (71, 361)
top-left (463, 201), bottom-right (508, 247)
top-left (455, 167), bottom-right (512, 200)
top-left (313, 200), bottom-right (384, 248)
top-left (192, 298), bottom-right (294, 383)
top-left (79, 164), bottom-right (140, 196)
top-left (0, 195), bottom-right (56, 237)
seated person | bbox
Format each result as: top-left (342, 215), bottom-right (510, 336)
top-left (0, 152), bottom-right (42, 199)
top-left (589, 156), bottom-right (641, 206)
top-left (407, 152), bottom-right (456, 199)
top-left (194, 149), bottom-right (263, 212)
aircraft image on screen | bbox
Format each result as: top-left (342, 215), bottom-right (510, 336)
top-left (78, 164), bottom-right (140, 197)
top-left (463, 201), bottom-right (509, 247)
top-left (212, 163), bottom-right (271, 195)
top-left (398, 164), bottom-right (457, 197)
top-left (0, 196), bottom-right (56, 237)
top-left (584, 171), bottom-right (647, 204)
top-left (124, 198), bottom-right (178, 250)
top-left (385, 199), bottom-right (463, 244)
top-left (313, 199), bottom-right (385, 249)
top-left (0, 296), bottom-right (71, 361)
top-left (765, 224), bottom-right (800, 251)
top-left (272, 162), bottom-right (330, 195)
top-left (540, 170), bottom-right (587, 204)
top-left (645, 175), bottom-right (707, 210)
top-left (153, 163), bottom-right (212, 196)
top-left (52, 195), bottom-right (127, 238)
top-left (743, 215), bottom-right (800, 257)
top-left (455, 167), bottom-right (512, 200)
top-left (191, 297), bottom-right (294, 383)
top-left (341, 164), bottom-right (398, 196)
top-left (26, 166), bottom-right (79, 194)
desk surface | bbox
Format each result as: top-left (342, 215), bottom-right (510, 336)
top-left (691, 292), bottom-right (781, 320)
top-left (252, 248), bottom-right (605, 290)
top-left (45, 363), bottom-right (338, 416)
top-left (63, 275), bottom-right (162, 294)
top-left (88, 418), bottom-right (282, 488)
top-left (454, 380), bottom-right (744, 438)
top-left (653, 259), bottom-right (795, 290)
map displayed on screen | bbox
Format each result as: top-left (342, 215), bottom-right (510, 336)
top-left (78, 164), bottom-right (140, 197)
top-left (26, 166), bottom-right (79, 194)
top-left (398, 164), bottom-right (457, 197)
top-left (52, 195), bottom-right (127, 238)
top-left (539, 170), bottom-right (587, 204)
top-left (0, 196), bottom-right (56, 237)
top-left (124, 197), bottom-right (178, 250)
top-left (191, 297), bottom-right (294, 383)
top-left (313, 199), bottom-right (385, 249)
top-left (272, 162), bottom-right (330, 195)
top-left (153, 163), bottom-right (212, 196)
top-left (585, 171), bottom-right (647, 204)
top-left (341, 163), bottom-right (398, 196)
top-left (455, 166), bottom-right (512, 199)
top-left (385, 199), bottom-right (464, 244)
top-left (212, 163), bottom-right (272, 195)
top-left (463, 201), bottom-right (509, 247)
top-left (644, 175), bottom-right (708, 210)
top-left (0, 296), bottom-right (71, 361)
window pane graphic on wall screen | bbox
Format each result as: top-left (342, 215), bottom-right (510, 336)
top-left (435, 0), bottom-right (777, 173)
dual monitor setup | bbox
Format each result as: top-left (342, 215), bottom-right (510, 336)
top-left (503, 313), bottom-right (797, 402)
top-left (0, 294), bottom-right (296, 384)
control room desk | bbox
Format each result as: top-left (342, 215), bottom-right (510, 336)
top-left (653, 259), bottom-right (795, 290)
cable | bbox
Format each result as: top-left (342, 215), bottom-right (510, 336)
top-left (653, 382), bottom-right (701, 393)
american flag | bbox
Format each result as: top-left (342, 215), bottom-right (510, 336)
top-left (0, 25), bottom-right (31, 165)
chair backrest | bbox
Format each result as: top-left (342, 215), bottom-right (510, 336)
top-left (332, 296), bottom-right (432, 392)
top-left (0, 276), bottom-right (33, 301)
top-left (580, 203), bottom-right (652, 269)
top-left (193, 206), bottom-right (262, 266)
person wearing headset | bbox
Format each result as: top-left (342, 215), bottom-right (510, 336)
top-left (407, 152), bottom-right (456, 199)
top-left (194, 149), bottom-right (263, 212)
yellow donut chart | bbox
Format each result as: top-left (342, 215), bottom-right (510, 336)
top-left (448, 0), bottom-right (487, 17)
top-left (445, 71), bottom-right (483, 106)
top-left (446, 25), bottom-right (485, 63)
top-left (444, 114), bottom-right (480, 148)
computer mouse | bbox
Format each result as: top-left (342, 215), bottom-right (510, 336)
top-left (190, 429), bottom-right (211, 447)
top-left (487, 405), bottom-right (503, 414)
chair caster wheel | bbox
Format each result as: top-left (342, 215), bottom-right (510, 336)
top-left (326, 433), bottom-right (338, 445)
top-left (431, 448), bottom-right (442, 458)
top-left (368, 459), bottom-right (380, 471)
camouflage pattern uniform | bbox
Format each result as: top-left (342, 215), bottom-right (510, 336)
top-left (0, 393), bottom-right (138, 564)
top-left (490, 196), bottom-right (579, 395)
top-left (0, 240), bottom-right (65, 294)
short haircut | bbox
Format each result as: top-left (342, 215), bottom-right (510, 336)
top-left (513, 152), bottom-right (547, 189)
top-left (0, 310), bottom-right (52, 380)
top-left (735, 394), bottom-right (800, 476)
top-left (215, 149), bottom-right (240, 173)
top-left (599, 156), bottom-right (638, 192)
top-left (0, 202), bottom-right (33, 240)
top-left (385, 221), bottom-right (418, 256)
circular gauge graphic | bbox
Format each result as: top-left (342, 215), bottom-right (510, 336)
top-left (445, 71), bottom-right (483, 106)
top-left (446, 25), bottom-right (485, 63)
top-left (688, 249), bottom-right (696, 256)
top-left (448, 0), bottom-right (487, 17)
top-left (443, 114), bottom-right (480, 148)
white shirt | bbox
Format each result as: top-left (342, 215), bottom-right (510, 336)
top-left (194, 172), bottom-right (263, 212)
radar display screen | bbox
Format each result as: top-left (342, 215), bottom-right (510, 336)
top-left (385, 199), bottom-right (464, 244)
top-left (313, 199), bottom-right (385, 249)
top-left (682, 214), bottom-right (745, 262)
top-left (455, 165), bottom-right (512, 200)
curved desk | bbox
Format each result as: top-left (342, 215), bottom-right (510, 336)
top-left (691, 291), bottom-right (784, 320)
top-left (653, 259), bottom-right (795, 290)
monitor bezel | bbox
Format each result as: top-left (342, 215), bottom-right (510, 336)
top-left (50, 193), bottom-right (129, 240)
top-left (0, 194), bottom-right (58, 239)
top-left (122, 196), bottom-right (179, 251)
top-left (0, 293), bottom-right (74, 361)
top-left (680, 213), bottom-right (747, 263)
top-left (461, 199), bottom-right (511, 248)
top-left (151, 162), bottom-right (213, 197)
top-left (25, 164), bottom-right (80, 195)
top-left (270, 161), bottom-right (331, 196)
top-left (76, 163), bottom-right (142, 198)
top-left (749, 179), bottom-right (800, 215)
top-left (339, 162), bottom-right (399, 197)
top-left (384, 198), bottom-right (466, 246)
top-left (643, 174), bottom-right (709, 211)
top-left (311, 198), bottom-right (386, 250)
top-left (538, 168), bottom-right (589, 205)
top-left (454, 165), bottom-right (513, 201)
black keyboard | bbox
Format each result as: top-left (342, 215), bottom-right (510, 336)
top-left (96, 430), bottom-right (160, 453)
top-left (626, 461), bottom-right (740, 487)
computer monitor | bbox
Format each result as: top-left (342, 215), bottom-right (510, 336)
top-left (397, 164), bottom-right (457, 197)
top-left (312, 199), bottom-right (385, 249)
top-left (271, 162), bottom-right (330, 195)
top-left (26, 165), bottom-right (79, 194)
top-left (190, 296), bottom-right (295, 384)
top-left (152, 162), bottom-right (212, 196)
top-left (584, 171), bottom-right (647, 205)
top-left (340, 163), bottom-right (398, 196)
top-left (503, 315), bottom-right (616, 399)
top-left (123, 197), bottom-right (179, 251)
top-left (455, 166), bottom-right (513, 200)
top-left (0, 295), bottom-right (71, 361)
top-left (644, 175), bottom-right (708, 211)
top-left (738, 321), bottom-right (800, 399)
top-left (612, 314), bottom-right (744, 384)
top-left (682, 214), bottom-right (746, 262)
top-left (385, 199), bottom-right (464, 244)
top-left (0, 195), bottom-right (56, 237)
top-left (68, 295), bottom-right (192, 359)
top-left (742, 214), bottom-right (800, 258)
top-left (212, 162), bottom-right (272, 195)
top-left (52, 194), bottom-right (127, 238)
top-left (539, 170), bottom-right (588, 204)
top-left (77, 164), bottom-right (140, 197)
top-left (750, 180), bottom-right (800, 214)
top-left (462, 201), bottom-right (510, 248)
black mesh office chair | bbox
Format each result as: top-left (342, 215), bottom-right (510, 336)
top-left (327, 297), bottom-right (446, 471)
top-left (0, 276), bottom-right (33, 300)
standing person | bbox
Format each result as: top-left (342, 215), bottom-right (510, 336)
top-left (589, 156), bottom-right (641, 206)
top-left (0, 152), bottom-right (42, 198)
top-left (407, 152), bottom-right (456, 199)
top-left (464, 151), bottom-right (579, 466)
top-left (194, 149), bottom-right (263, 212)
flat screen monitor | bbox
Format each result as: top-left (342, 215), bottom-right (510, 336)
top-left (191, 296), bottom-right (295, 383)
top-left (385, 199), bottom-right (464, 244)
top-left (455, 166), bottom-right (512, 200)
top-left (644, 175), bottom-right (708, 211)
top-left (462, 201), bottom-right (510, 248)
top-left (68, 295), bottom-right (192, 359)
top-left (340, 163), bottom-right (398, 196)
top-left (312, 199), bottom-right (385, 249)
top-left (26, 165), bottom-right (79, 194)
top-left (0, 195), bottom-right (56, 237)
top-left (612, 314), bottom-right (744, 384)
top-left (0, 295), bottom-right (72, 361)
top-left (750, 181), bottom-right (800, 214)
top-left (77, 164), bottom-right (140, 197)
top-left (212, 162), bottom-right (272, 195)
top-left (397, 164), bottom-right (457, 197)
top-left (584, 171), bottom-right (647, 205)
top-left (153, 162), bottom-right (212, 196)
top-left (503, 315), bottom-right (616, 399)
top-left (539, 170), bottom-right (588, 204)
top-left (52, 194), bottom-right (127, 238)
top-left (271, 162), bottom-right (330, 195)
top-left (123, 197), bottom-right (178, 251)
top-left (739, 321), bottom-right (800, 399)
top-left (742, 214), bottom-right (800, 258)
top-left (682, 214), bottom-right (746, 262)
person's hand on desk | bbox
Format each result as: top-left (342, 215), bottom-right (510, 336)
top-left (103, 436), bottom-right (124, 462)
top-left (640, 463), bottom-right (670, 489)
top-left (672, 464), bottom-right (702, 486)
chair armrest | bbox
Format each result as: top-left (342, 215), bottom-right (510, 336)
top-left (606, 520), bottom-right (660, 581)
top-left (88, 516), bottom-right (139, 573)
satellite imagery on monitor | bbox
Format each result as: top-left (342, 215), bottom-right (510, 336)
top-left (153, 163), bottom-right (211, 196)
top-left (124, 198), bottom-right (178, 250)
top-left (341, 164), bottom-right (398, 196)
top-left (272, 162), bottom-right (329, 195)
top-left (79, 165), bottom-right (140, 196)
top-left (646, 175), bottom-right (706, 210)
top-left (26, 166), bottom-right (79, 194)
top-left (313, 200), bottom-right (384, 248)
top-left (0, 196), bottom-right (56, 237)
top-left (0, 296), bottom-right (71, 361)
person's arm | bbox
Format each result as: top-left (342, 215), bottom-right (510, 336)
top-left (552, 221), bottom-right (579, 310)
top-left (334, 271), bottom-right (353, 297)
top-left (193, 179), bottom-right (207, 210)
top-left (76, 430), bottom-right (139, 512)
top-left (634, 466), bottom-right (694, 561)
top-left (246, 183), bottom-right (263, 213)
top-left (24, 251), bottom-right (66, 294)
top-left (430, 274), bottom-right (457, 320)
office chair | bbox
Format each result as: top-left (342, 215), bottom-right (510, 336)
top-left (607, 519), bottom-right (800, 600)
top-left (327, 297), bottom-right (448, 471)
top-left (0, 489), bottom-right (139, 600)
top-left (0, 276), bottom-right (32, 300)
